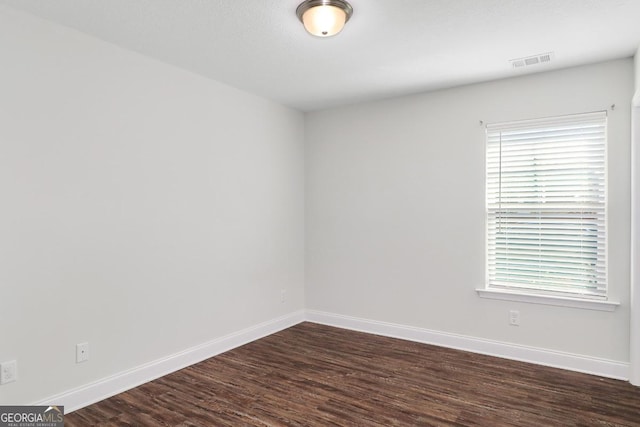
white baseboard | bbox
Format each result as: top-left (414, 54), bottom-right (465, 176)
top-left (34, 310), bottom-right (305, 413)
top-left (305, 310), bottom-right (629, 381)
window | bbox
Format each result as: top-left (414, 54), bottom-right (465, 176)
top-left (485, 111), bottom-right (607, 300)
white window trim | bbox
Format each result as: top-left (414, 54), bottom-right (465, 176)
top-left (476, 287), bottom-right (619, 311)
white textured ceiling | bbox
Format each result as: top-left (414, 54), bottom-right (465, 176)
top-left (1, 0), bottom-right (640, 111)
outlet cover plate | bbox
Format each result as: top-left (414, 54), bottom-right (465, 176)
top-left (0, 360), bottom-right (17, 385)
top-left (509, 310), bottom-right (521, 326)
top-left (76, 342), bottom-right (89, 363)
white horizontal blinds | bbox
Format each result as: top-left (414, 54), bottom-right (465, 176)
top-left (486, 111), bottom-right (607, 298)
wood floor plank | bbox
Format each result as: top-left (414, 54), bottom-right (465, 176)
top-left (65, 322), bottom-right (640, 426)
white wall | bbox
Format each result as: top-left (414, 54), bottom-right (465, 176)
top-left (630, 47), bottom-right (640, 385)
top-left (636, 47), bottom-right (640, 103)
top-left (306, 59), bottom-right (633, 363)
top-left (0, 6), bottom-right (304, 405)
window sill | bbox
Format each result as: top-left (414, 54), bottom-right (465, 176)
top-left (476, 288), bottom-right (620, 312)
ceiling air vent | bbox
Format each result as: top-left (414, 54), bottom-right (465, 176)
top-left (510, 52), bottom-right (554, 69)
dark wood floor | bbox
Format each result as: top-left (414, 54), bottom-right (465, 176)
top-left (66, 322), bottom-right (640, 426)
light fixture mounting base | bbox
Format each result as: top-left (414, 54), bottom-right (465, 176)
top-left (296, 0), bottom-right (354, 24)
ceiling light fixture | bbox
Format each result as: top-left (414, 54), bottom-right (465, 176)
top-left (296, 0), bottom-right (353, 38)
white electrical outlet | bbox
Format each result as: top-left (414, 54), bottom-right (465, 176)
top-left (509, 310), bottom-right (520, 326)
top-left (280, 289), bottom-right (286, 303)
top-left (76, 342), bottom-right (90, 363)
top-left (0, 360), bottom-right (17, 385)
